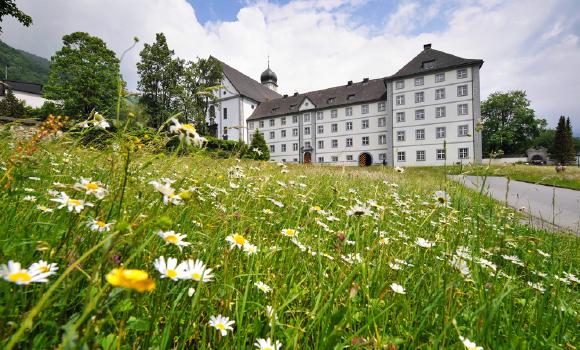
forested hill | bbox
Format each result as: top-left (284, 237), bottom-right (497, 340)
top-left (0, 40), bottom-right (50, 84)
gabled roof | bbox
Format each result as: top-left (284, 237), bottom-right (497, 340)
top-left (390, 46), bottom-right (483, 80)
top-left (248, 78), bottom-right (387, 120)
top-left (212, 57), bottom-right (281, 103)
top-left (1, 80), bottom-right (43, 95)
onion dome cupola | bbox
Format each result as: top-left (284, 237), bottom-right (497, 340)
top-left (260, 57), bottom-right (278, 91)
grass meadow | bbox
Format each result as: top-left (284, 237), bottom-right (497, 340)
top-left (0, 126), bottom-right (578, 349)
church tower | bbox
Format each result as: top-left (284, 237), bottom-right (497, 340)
top-left (260, 58), bottom-right (278, 92)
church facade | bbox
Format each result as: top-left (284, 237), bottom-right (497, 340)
top-left (209, 44), bottom-right (483, 166)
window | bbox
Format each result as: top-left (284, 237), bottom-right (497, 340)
top-left (436, 106), bottom-right (446, 118)
top-left (378, 102), bottom-right (386, 112)
top-left (331, 109), bottom-right (338, 118)
top-left (459, 147), bottom-right (469, 159)
top-left (436, 149), bottom-right (446, 160)
top-left (361, 104), bottom-right (369, 114)
top-left (332, 139), bottom-right (338, 148)
top-left (458, 104), bottom-right (469, 116)
top-left (458, 124), bottom-right (469, 137)
top-left (269, 131), bottom-right (275, 139)
top-left (378, 117), bottom-right (386, 127)
top-left (304, 127), bottom-right (311, 135)
top-left (303, 113), bottom-right (311, 122)
top-left (457, 85), bottom-right (468, 97)
top-left (270, 119), bottom-right (275, 127)
top-left (435, 73), bottom-right (445, 83)
top-left (379, 153), bottom-right (386, 161)
top-left (293, 158), bottom-right (298, 162)
top-left (345, 107), bottom-right (353, 116)
top-left (327, 97), bottom-right (335, 104)
top-left (292, 128), bottom-right (298, 136)
top-left (223, 126), bottom-right (228, 140)
top-left (457, 68), bottom-right (467, 79)
top-left (346, 155), bottom-right (353, 161)
top-left (293, 143), bottom-right (298, 151)
top-left (346, 122), bottom-right (353, 130)
top-left (415, 109), bottom-right (425, 120)
top-left (396, 112), bottom-right (406, 123)
top-left (379, 134), bottom-right (387, 145)
top-left (397, 131), bottom-right (405, 142)
top-left (305, 141), bottom-right (311, 148)
top-left (317, 112), bottom-right (324, 120)
top-left (435, 88), bottom-right (446, 100)
top-left (415, 77), bottom-right (424, 86)
top-left (281, 144), bottom-right (287, 152)
top-left (318, 157), bottom-right (324, 163)
top-left (332, 156), bottom-right (339, 162)
top-left (422, 60), bottom-right (435, 69)
top-left (396, 95), bottom-right (405, 105)
top-left (396, 80), bottom-right (405, 89)
top-left (416, 129), bottom-right (425, 140)
top-left (346, 138), bottom-right (353, 147)
top-left (251, 105), bottom-right (255, 109)
top-left (347, 94), bottom-right (355, 101)
top-left (281, 130), bottom-right (287, 138)
top-left (224, 108), bottom-right (228, 119)
top-left (397, 151), bottom-right (406, 162)
top-left (416, 150), bottom-right (426, 161)
top-left (361, 120), bottom-right (369, 129)
top-left (318, 140), bottom-right (324, 149)
top-left (259, 121), bottom-right (264, 128)
top-left (415, 91), bottom-right (424, 103)
top-left (270, 145), bottom-right (275, 153)
top-left (317, 125), bottom-right (324, 134)
top-left (436, 127), bottom-right (446, 139)
top-left (292, 115), bottom-right (298, 123)
top-left (281, 117), bottom-right (286, 125)
top-left (249, 122), bottom-right (254, 129)
top-left (362, 136), bottom-right (369, 146)
top-left (331, 123), bottom-right (338, 132)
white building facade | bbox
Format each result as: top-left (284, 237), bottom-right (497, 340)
top-left (0, 80), bottom-right (47, 108)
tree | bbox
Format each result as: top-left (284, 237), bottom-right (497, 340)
top-left (0, 0), bottom-right (32, 33)
top-left (248, 129), bottom-right (270, 160)
top-left (44, 32), bottom-right (120, 117)
top-left (553, 116), bottom-right (576, 164)
top-left (481, 91), bottom-right (546, 156)
top-left (531, 129), bottom-right (556, 154)
top-left (137, 33), bottom-right (183, 128)
top-left (0, 88), bottom-right (25, 117)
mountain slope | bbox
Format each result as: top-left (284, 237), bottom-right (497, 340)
top-left (0, 40), bottom-right (50, 84)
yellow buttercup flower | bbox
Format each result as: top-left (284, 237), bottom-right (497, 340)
top-left (106, 268), bottom-right (155, 292)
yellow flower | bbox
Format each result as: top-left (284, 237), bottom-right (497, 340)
top-left (106, 268), bottom-right (155, 292)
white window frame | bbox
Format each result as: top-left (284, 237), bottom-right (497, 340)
top-left (292, 128), bottom-right (298, 136)
top-left (346, 155), bottom-right (353, 161)
top-left (457, 85), bottom-right (468, 97)
top-left (459, 147), bottom-right (469, 159)
top-left (436, 106), bottom-right (446, 118)
top-left (281, 117), bottom-right (286, 125)
top-left (378, 134), bottom-right (387, 145)
top-left (293, 143), bottom-right (298, 151)
top-left (416, 129), bottom-right (425, 140)
top-left (414, 77), bottom-right (424, 86)
top-left (270, 145), bottom-right (275, 153)
top-left (397, 131), bottom-right (405, 142)
top-left (346, 121), bottom-right (353, 130)
top-left (457, 68), bottom-right (468, 79)
top-left (436, 149), bottom-right (446, 160)
top-left (361, 104), bottom-right (369, 114)
top-left (415, 109), bottom-right (425, 120)
top-left (269, 131), bottom-right (275, 139)
top-left (281, 129), bottom-right (286, 138)
top-left (303, 113), bottom-right (311, 122)
top-left (345, 107), bottom-right (353, 116)
top-left (458, 124), bottom-right (469, 137)
top-left (416, 150), bottom-right (426, 161)
top-left (415, 91), bottom-right (424, 103)
top-left (331, 109), bottom-right (338, 118)
top-left (269, 119), bottom-right (275, 127)
top-left (396, 95), bottom-right (405, 106)
top-left (317, 125), bottom-right (324, 134)
top-left (436, 127), bottom-right (446, 139)
top-left (346, 138), bottom-right (353, 147)
top-left (396, 112), bottom-right (405, 123)
top-left (259, 121), bottom-right (264, 128)
top-left (332, 139), bottom-right (338, 148)
top-left (317, 111), bottom-right (323, 120)
top-left (318, 140), bottom-right (324, 149)
top-left (435, 73), bottom-right (445, 83)
top-left (281, 144), bottom-right (286, 152)
top-left (304, 127), bottom-right (311, 135)
top-left (397, 151), bottom-right (406, 162)
top-left (331, 123), bottom-right (338, 132)
top-left (378, 102), bottom-right (386, 112)
top-left (378, 117), bottom-right (386, 127)
top-left (395, 80), bottom-right (405, 89)
top-left (362, 136), bottom-right (370, 146)
top-left (435, 88), bottom-right (446, 100)
top-left (361, 119), bottom-right (369, 129)
top-left (458, 104), bottom-right (469, 116)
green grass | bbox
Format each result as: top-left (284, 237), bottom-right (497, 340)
top-left (0, 136), bottom-right (578, 349)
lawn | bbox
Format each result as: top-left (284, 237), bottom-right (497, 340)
top-left (0, 132), bottom-right (578, 349)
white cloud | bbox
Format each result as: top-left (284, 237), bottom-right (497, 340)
top-left (2, 0), bottom-right (579, 131)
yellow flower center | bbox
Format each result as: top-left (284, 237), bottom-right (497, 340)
top-left (216, 323), bottom-right (225, 331)
top-left (192, 272), bottom-right (202, 280)
top-left (165, 235), bottom-right (179, 243)
top-left (285, 229), bottom-right (295, 236)
top-left (9, 271), bottom-right (32, 283)
top-left (85, 183), bottom-right (99, 190)
top-left (182, 124), bottom-right (196, 132)
top-left (40, 266), bottom-right (50, 273)
top-left (96, 221), bottom-right (106, 228)
top-left (69, 199), bottom-right (82, 206)
top-left (233, 234), bottom-right (246, 245)
top-left (166, 269), bottom-right (177, 279)
top-left (313, 206), bottom-right (321, 211)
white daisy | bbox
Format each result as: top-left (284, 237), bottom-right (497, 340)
top-left (255, 338), bottom-right (282, 350)
top-left (89, 219), bottom-right (113, 232)
top-left (0, 260), bottom-right (56, 285)
top-left (28, 260), bottom-right (59, 277)
top-left (50, 192), bottom-right (93, 213)
top-left (208, 314), bottom-right (235, 336)
top-left (415, 237), bottom-right (435, 248)
top-left (226, 233), bottom-right (248, 249)
top-left (153, 256), bottom-right (187, 281)
top-left (254, 281), bottom-right (272, 294)
top-left (243, 243), bottom-right (258, 255)
top-left (36, 205), bottom-right (53, 213)
top-left (281, 228), bottom-right (298, 237)
top-left (390, 283), bottom-right (406, 294)
top-left (434, 191), bottom-right (451, 207)
top-left (157, 230), bottom-right (191, 251)
top-left (459, 336), bottom-right (484, 350)
top-left (183, 259), bottom-right (214, 282)
top-left (74, 178), bottom-right (107, 199)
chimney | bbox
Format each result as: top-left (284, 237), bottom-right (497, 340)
top-left (283, 94), bottom-right (288, 98)
top-left (362, 78), bottom-right (369, 83)
top-left (293, 92), bottom-right (299, 96)
top-left (347, 80), bottom-right (353, 86)
top-left (424, 43), bottom-right (432, 50)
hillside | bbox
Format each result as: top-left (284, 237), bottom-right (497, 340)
top-left (0, 40), bottom-right (50, 84)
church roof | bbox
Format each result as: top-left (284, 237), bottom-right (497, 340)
top-left (248, 78), bottom-right (387, 120)
top-left (391, 44), bottom-right (483, 79)
top-left (213, 57), bottom-right (281, 103)
top-left (1, 80), bottom-right (43, 95)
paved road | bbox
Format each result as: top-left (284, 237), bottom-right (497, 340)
top-left (453, 176), bottom-right (580, 234)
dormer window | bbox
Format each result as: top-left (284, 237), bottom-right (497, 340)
top-left (289, 104), bottom-right (296, 110)
top-left (327, 97), bottom-right (335, 104)
top-left (271, 107), bottom-right (279, 113)
top-left (347, 94), bottom-right (356, 100)
top-left (422, 60), bottom-right (435, 69)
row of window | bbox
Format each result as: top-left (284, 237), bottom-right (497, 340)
top-left (396, 125), bottom-right (470, 142)
top-left (395, 103), bottom-right (469, 122)
top-left (394, 68), bottom-right (468, 90)
top-left (265, 118), bottom-right (388, 139)
top-left (395, 85), bottom-right (468, 105)
top-left (397, 148), bottom-right (470, 162)
top-left (249, 102), bottom-right (387, 129)
top-left (268, 134), bottom-right (389, 153)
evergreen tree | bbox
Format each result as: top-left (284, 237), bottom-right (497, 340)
top-left (248, 129), bottom-right (270, 160)
top-left (565, 117), bottom-right (576, 163)
top-left (553, 116), bottom-right (575, 164)
top-left (0, 88), bottom-right (26, 117)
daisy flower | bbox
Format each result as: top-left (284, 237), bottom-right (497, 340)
top-left (226, 233), bottom-right (247, 249)
top-left (36, 205), bottom-right (53, 213)
top-left (23, 195), bottom-right (37, 202)
top-left (254, 281), bottom-right (272, 293)
top-left (153, 256), bottom-right (187, 281)
top-left (183, 259), bottom-right (214, 282)
top-left (0, 260), bottom-right (55, 285)
top-left (415, 237), bottom-right (435, 248)
top-left (50, 192), bottom-right (93, 213)
top-left (157, 230), bottom-right (191, 251)
top-left (459, 336), bottom-right (483, 350)
top-left (243, 243), bottom-right (258, 255)
top-left (74, 178), bottom-right (107, 199)
top-left (92, 112), bottom-right (110, 129)
top-left (394, 166), bottom-right (405, 173)
top-left (188, 287), bottom-right (196, 297)
top-left (28, 260), bottom-right (58, 277)
top-left (106, 268), bottom-right (155, 292)
top-left (255, 338), bottom-right (282, 350)
top-left (434, 191), bottom-right (451, 207)
top-left (266, 305), bottom-right (278, 326)
top-left (281, 228), bottom-right (298, 237)
top-left (390, 283), bottom-right (406, 294)
top-left (208, 314), bottom-right (235, 336)
top-left (169, 118), bottom-right (206, 147)
top-left (346, 203), bottom-right (373, 217)
top-left (89, 219), bottom-right (113, 232)
top-left (149, 178), bottom-right (183, 205)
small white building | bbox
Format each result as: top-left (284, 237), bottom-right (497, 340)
top-left (0, 80), bottom-right (47, 108)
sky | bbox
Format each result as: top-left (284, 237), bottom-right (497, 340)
top-left (2, 0), bottom-right (579, 133)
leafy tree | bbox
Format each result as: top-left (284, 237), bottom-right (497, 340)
top-left (481, 91), bottom-right (546, 156)
top-left (553, 116), bottom-right (576, 164)
top-left (44, 32), bottom-right (120, 117)
top-left (248, 129), bottom-right (270, 160)
top-left (0, 0), bottom-right (32, 33)
top-left (137, 33), bottom-right (183, 128)
top-left (531, 129), bottom-right (556, 154)
top-left (0, 88), bottom-right (26, 117)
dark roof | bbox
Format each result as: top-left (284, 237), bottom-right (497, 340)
top-left (248, 78), bottom-right (387, 120)
top-left (212, 57), bottom-right (281, 103)
top-left (1, 80), bottom-right (43, 95)
top-left (261, 66), bottom-right (277, 84)
top-left (390, 46), bottom-right (483, 79)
